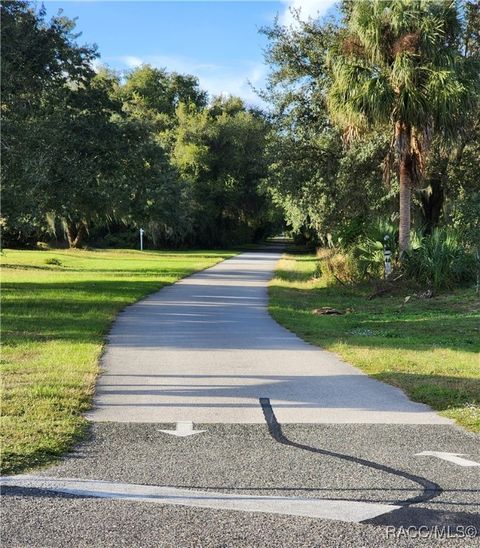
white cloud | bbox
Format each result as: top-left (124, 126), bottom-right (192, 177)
top-left (90, 58), bottom-right (104, 73)
top-left (107, 2), bottom-right (338, 108)
top-left (199, 64), bottom-right (266, 105)
top-left (112, 54), bottom-right (266, 107)
top-left (122, 55), bottom-right (144, 69)
top-left (79, 2), bottom-right (341, 107)
top-left (280, 0), bottom-right (337, 27)
top-left (117, 54), bottom-right (224, 74)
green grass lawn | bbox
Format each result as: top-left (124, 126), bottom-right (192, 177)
top-left (0, 248), bottom-right (234, 474)
top-left (269, 253), bottom-right (480, 432)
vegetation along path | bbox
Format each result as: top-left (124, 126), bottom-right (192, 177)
top-left (2, 248), bottom-right (479, 547)
top-left (269, 252), bottom-right (480, 432)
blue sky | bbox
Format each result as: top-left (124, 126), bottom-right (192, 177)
top-left (42, 1), bottom-right (337, 106)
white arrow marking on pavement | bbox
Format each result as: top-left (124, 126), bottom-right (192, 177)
top-left (415, 451), bottom-right (480, 467)
top-left (159, 421), bottom-right (205, 437)
top-left (0, 475), bottom-right (400, 523)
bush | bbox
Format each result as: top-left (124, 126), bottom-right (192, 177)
top-left (365, 218), bottom-right (398, 251)
top-left (317, 239), bottom-right (388, 285)
top-left (349, 237), bottom-right (385, 279)
top-left (316, 225), bottom-right (476, 290)
top-left (45, 257), bottom-right (62, 266)
top-left (403, 228), bottom-right (476, 289)
top-left (316, 218), bottom-right (399, 284)
top-left (316, 248), bottom-right (360, 284)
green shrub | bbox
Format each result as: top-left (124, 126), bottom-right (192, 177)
top-left (403, 228), bottom-right (476, 289)
top-left (365, 218), bottom-right (398, 251)
top-left (349, 238), bottom-right (385, 279)
top-left (45, 257), bottom-right (62, 266)
top-left (316, 248), bottom-right (360, 284)
top-left (334, 217), bottom-right (365, 248)
top-left (318, 218), bottom-right (398, 284)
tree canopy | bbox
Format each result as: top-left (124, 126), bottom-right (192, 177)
top-left (262, 0), bottom-right (479, 253)
top-left (1, 2), bottom-right (274, 248)
top-left (2, 0), bottom-right (479, 262)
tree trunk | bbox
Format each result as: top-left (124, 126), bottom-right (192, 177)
top-left (66, 221), bottom-right (86, 248)
top-left (399, 160), bottom-right (412, 255)
top-left (396, 122), bottom-right (412, 255)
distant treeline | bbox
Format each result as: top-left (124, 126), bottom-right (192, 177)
top-left (2, 1), bottom-right (479, 260)
top-left (1, 2), bottom-right (280, 248)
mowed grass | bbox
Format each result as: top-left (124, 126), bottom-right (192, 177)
top-left (1, 248), bottom-right (235, 474)
top-left (269, 253), bottom-right (480, 431)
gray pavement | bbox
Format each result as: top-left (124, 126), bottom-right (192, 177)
top-left (1, 248), bottom-right (479, 547)
top-left (2, 423), bottom-right (479, 546)
top-left (86, 250), bottom-right (451, 425)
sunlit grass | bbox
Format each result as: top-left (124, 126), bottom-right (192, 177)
top-left (269, 254), bottom-right (480, 431)
top-left (0, 248), bottom-right (235, 474)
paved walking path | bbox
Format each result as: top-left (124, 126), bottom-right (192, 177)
top-left (87, 249), bottom-right (451, 425)
top-left (3, 248), bottom-right (479, 547)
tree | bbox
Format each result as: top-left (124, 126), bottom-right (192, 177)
top-left (261, 13), bottom-right (393, 243)
top-left (1, 1), bottom-right (100, 245)
top-left (120, 65), bottom-right (207, 131)
top-left (326, 0), bottom-right (477, 253)
top-left (171, 97), bottom-right (271, 246)
top-left (1, 4), bottom-right (193, 248)
top-left (37, 75), bottom-right (129, 247)
top-left (419, 1), bottom-right (480, 233)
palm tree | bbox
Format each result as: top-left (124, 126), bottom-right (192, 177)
top-left (327, 0), bottom-right (474, 253)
